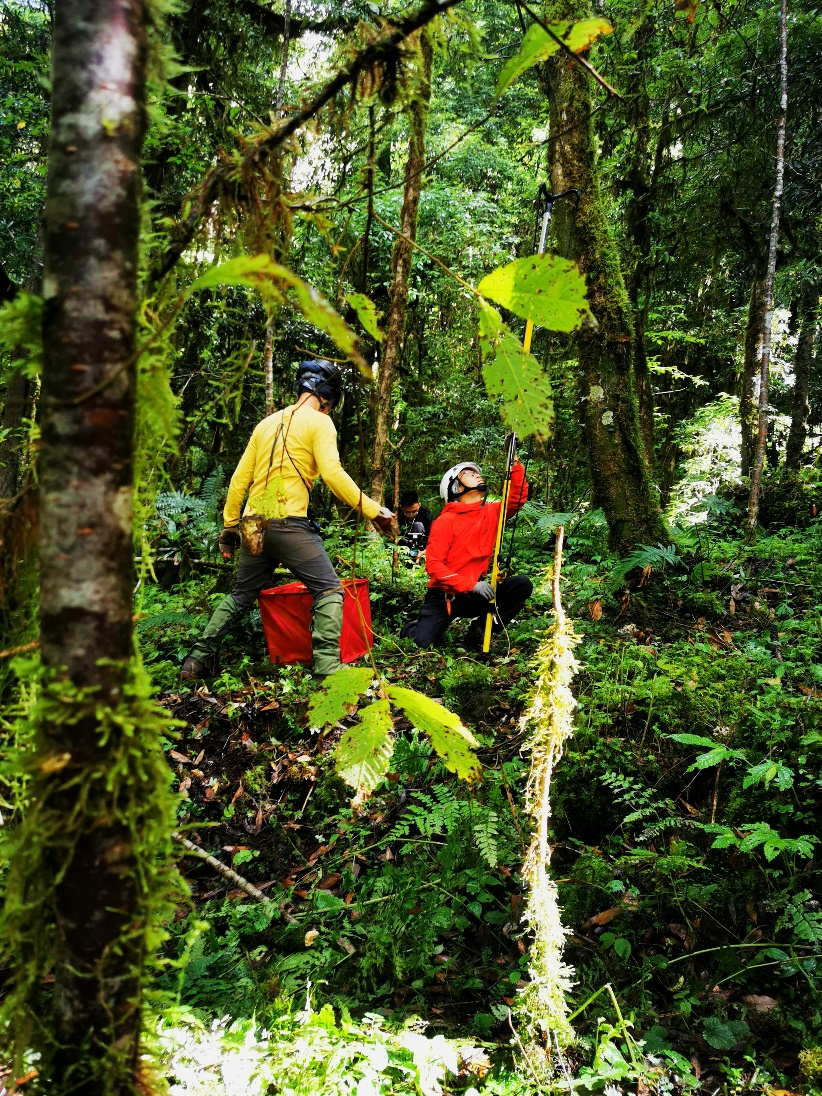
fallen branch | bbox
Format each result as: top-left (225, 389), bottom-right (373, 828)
top-left (172, 831), bottom-right (296, 921)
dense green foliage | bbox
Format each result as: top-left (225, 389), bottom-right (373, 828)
top-left (0, 0), bottom-right (821, 1090)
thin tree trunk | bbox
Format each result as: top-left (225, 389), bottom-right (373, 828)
top-left (739, 272), bottom-right (766, 477)
top-left (785, 286), bottom-right (817, 469)
top-left (542, 3), bottom-right (666, 552)
top-left (263, 324), bottom-right (275, 415)
top-left (369, 30), bottom-right (432, 503)
top-left (13, 0), bottom-right (151, 1085)
top-left (747, 0), bottom-right (788, 535)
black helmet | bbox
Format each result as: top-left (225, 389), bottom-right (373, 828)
top-left (295, 359), bottom-right (342, 407)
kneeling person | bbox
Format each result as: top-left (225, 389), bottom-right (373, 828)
top-left (182, 360), bottom-right (395, 681)
top-left (401, 457), bottom-right (532, 650)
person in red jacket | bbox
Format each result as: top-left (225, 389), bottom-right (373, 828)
top-left (400, 457), bottom-right (532, 650)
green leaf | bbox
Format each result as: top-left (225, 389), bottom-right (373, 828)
top-left (478, 253), bottom-right (593, 333)
top-left (306, 667), bottom-right (375, 728)
top-left (385, 686), bottom-right (482, 782)
top-left (191, 255), bottom-right (368, 371)
top-left (346, 292), bottom-right (385, 343)
top-left (613, 936), bottom-right (631, 960)
top-left (702, 1018), bottom-right (750, 1050)
top-left (479, 303), bottom-right (554, 441)
top-left (669, 733), bottom-right (718, 748)
top-left (495, 18), bottom-right (612, 98)
top-left (335, 699), bottom-right (394, 802)
top-left (692, 746), bottom-right (742, 769)
top-left (190, 254), bottom-right (278, 291)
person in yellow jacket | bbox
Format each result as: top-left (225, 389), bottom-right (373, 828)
top-left (181, 360), bottom-right (396, 681)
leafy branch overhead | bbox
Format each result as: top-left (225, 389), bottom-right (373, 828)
top-left (307, 668), bottom-right (482, 804)
top-left (191, 255), bottom-right (370, 374)
top-left (495, 17), bottom-right (613, 99)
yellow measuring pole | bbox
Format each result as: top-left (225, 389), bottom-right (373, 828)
top-left (481, 188), bottom-right (557, 652)
top-left (482, 433), bottom-right (517, 652)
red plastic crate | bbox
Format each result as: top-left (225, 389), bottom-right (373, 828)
top-left (257, 578), bottom-right (372, 666)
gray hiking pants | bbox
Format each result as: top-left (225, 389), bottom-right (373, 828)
top-left (187, 517), bottom-right (344, 675)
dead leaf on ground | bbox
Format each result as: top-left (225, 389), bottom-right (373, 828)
top-left (590, 599), bottom-right (603, 621)
top-left (169, 750), bottom-right (192, 765)
top-left (742, 994), bottom-right (778, 1013)
top-left (583, 906), bottom-right (621, 928)
top-left (317, 873), bottom-right (342, 890)
top-left (304, 929), bottom-right (319, 947)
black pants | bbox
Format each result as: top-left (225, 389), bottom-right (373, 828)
top-left (401, 575), bottom-right (533, 649)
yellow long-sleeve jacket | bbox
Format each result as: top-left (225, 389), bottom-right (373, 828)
top-left (223, 402), bottom-right (381, 526)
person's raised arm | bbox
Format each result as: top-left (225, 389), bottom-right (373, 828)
top-left (506, 460), bottom-right (529, 517)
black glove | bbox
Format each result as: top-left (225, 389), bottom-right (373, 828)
top-left (218, 526), bottom-right (242, 554)
top-left (472, 580), bottom-right (494, 601)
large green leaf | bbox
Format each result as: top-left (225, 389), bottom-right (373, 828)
top-left (479, 303), bottom-right (554, 442)
top-left (346, 291), bottom-right (385, 343)
top-left (191, 256), bottom-right (368, 371)
top-left (307, 667), bottom-right (375, 728)
top-left (386, 686), bottom-right (482, 783)
top-left (495, 18), bottom-right (612, 99)
top-left (478, 253), bottom-right (592, 333)
top-left (191, 254), bottom-right (277, 291)
top-left (335, 699), bottom-right (394, 802)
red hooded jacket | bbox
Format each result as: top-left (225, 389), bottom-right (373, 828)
top-left (425, 461), bottom-right (529, 594)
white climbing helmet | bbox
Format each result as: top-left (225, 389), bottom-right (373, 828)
top-left (439, 462), bottom-right (483, 502)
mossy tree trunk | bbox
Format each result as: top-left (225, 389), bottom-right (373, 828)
top-left (541, 9), bottom-right (667, 551)
top-left (370, 29), bottom-right (432, 503)
top-left (785, 286), bottom-right (817, 469)
top-left (11, 0), bottom-right (155, 1088)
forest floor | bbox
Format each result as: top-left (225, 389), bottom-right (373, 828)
top-left (139, 506), bottom-right (822, 1096)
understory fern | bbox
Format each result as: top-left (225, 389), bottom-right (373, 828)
top-left (385, 786), bottom-right (502, 868)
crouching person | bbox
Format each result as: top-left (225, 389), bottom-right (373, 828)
top-left (400, 455), bottom-right (532, 650)
top-left (181, 360), bottom-right (396, 681)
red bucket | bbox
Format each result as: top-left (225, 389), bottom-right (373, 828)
top-left (258, 578), bottom-right (372, 666)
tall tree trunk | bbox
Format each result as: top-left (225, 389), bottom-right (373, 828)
top-left (739, 271), bottom-right (766, 477)
top-left (747, 0), bottom-right (788, 535)
top-left (5, 0), bottom-right (159, 1087)
top-left (369, 29), bottom-right (432, 503)
top-left (623, 22), bottom-right (666, 465)
top-left (542, 6), bottom-right (666, 552)
top-left (785, 286), bottom-right (817, 469)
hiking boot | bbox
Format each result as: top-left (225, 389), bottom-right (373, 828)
top-left (181, 655), bottom-right (208, 681)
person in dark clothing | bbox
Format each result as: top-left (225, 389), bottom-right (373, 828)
top-left (400, 459), bottom-right (532, 650)
top-left (397, 490), bottom-right (433, 538)
top-left (396, 489), bottom-right (433, 563)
